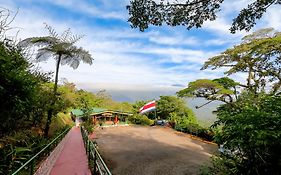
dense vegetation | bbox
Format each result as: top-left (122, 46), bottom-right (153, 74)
top-left (0, 12), bottom-right (127, 174)
top-left (178, 28), bottom-right (281, 174)
top-left (0, 38), bottom-right (73, 173)
top-left (0, 39), bottom-right (133, 173)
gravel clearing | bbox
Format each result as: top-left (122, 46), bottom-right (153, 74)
top-left (94, 125), bottom-right (217, 175)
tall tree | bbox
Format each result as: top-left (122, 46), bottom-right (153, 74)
top-left (19, 24), bottom-right (93, 137)
top-left (202, 28), bottom-right (281, 94)
top-left (127, 0), bottom-right (281, 33)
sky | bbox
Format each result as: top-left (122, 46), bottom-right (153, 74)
top-left (2, 0), bottom-right (281, 101)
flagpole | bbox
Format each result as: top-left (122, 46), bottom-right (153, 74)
top-left (154, 100), bottom-right (157, 120)
top-left (154, 108), bottom-right (157, 120)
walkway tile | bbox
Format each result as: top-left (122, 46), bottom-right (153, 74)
top-left (50, 127), bottom-right (91, 175)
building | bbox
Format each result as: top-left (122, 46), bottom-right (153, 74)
top-left (71, 108), bottom-right (133, 125)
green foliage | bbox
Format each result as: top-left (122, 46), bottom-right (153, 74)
top-left (128, 114), bottom-right (154, 125)
top-left (177, 78), bottom-right (237, 103)
top-left (0, 129), bottom-right (47, 174)
top-left (157, 96), bottom-right (196, 122)
top-left (178, 29), bottom-right (281, 173)
top-left (208, 93), bottom-right (281, 174)
top-left (0, 39), bottom-right (51, 136)
top-left (202, 28), bottom-right (281, 94)
top-left (81, 115), bottom-right (94, 134)
top-left (127, 0), bottom-right (280, 33)
top-left (171, 111), bottom-right (214, 141)
top-left (127, 0), bottom-right (222, 31)
top-left (49, 112), bottom-right (74, 135)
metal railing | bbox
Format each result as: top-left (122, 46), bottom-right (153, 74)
top-left (11, 127), bottom-right (70, 175)
top-left (81, 127), bottom-right (112, 175)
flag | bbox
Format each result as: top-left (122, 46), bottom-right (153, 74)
top-left (139, 100), bottom-right (156, 114)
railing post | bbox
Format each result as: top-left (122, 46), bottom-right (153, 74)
top-left (94, 147), bottom-right (97, 175)
top-left (88, 140), bottom-right (90, 159)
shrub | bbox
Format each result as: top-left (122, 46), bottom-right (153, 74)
top-left (208, 94), bottom-right (281, 174)
top-left (128, 114), bottom-right (154, 125)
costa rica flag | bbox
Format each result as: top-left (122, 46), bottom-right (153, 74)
top-left (139, 100), bottom-right (156, 114)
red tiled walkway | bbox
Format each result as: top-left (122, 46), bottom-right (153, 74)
top-left (50, 127), bottom-right (91, 175)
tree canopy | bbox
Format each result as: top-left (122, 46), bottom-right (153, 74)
top-left (202, 28), bottom-right (281, 94)
top-left (127, 0), bottom-right (281, 33)
top-left (177, 77), bottom-right (238, 106)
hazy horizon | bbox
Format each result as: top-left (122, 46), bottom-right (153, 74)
top-left (85, 86), bottom-right (220, 126)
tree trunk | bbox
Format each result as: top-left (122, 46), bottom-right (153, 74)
top-left (44, 54), bottom-right (62, 137)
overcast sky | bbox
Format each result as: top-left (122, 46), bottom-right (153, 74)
top-left (2, 0), bottom-right (281, 101)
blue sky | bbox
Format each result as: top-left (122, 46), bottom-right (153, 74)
top-left (2, 0), bottom-right (281, 101)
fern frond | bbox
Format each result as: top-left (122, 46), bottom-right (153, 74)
top-left (44, 23), bottom-right (59, 38)
top-left (69, 34), bottom-right (84, 44)
top-left (61, 28), bottom-right (71, 42)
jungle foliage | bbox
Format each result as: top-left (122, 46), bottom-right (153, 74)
top-left (0, 11), bottom-right (129, 174)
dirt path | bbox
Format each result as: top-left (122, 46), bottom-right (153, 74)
top-left (94, 126), bottom-right (217, 175)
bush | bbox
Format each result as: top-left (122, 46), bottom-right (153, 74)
top-left (170, 112), bottom-right (214, 141)
top-left (128, 114), bottom-right (154, 125)
top-left (208, 93), bottom-right (281, 174)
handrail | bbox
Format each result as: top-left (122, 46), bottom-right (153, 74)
top-left (81, 127), bottom-right (112, 175)
top-left (12, 127), bottom-right (70, 175)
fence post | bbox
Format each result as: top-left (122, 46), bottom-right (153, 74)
top-left (94, 147), bottom-right (97, 175)
top-left (88, 140), bottom-right (90, 160)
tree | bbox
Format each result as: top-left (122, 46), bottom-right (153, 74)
top-left (157, 96), bottom-right (196, 123)
top-left (202, 28), bottom-right (281, 95)
top-left (177, 78), bottom-right (239, 107)
top-left (18, 24), bottom-right (93, 137)
top-left (188, 28), bottom-right (281, 174)
top-left (205, 93), bottom-right (281, 175)
top-left (127, 0), bottom-right (281, 33)
top-left (0, 39), bottom-right (47, 136)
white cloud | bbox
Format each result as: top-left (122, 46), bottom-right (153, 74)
top-left (2, 0), bottom-right (273, 97)
top-left (148, 34), bottom-right (199, 46)
top-left (262, 5), bottom-right (281, 30)
top-left (41, 0), bottom-right (127, 20)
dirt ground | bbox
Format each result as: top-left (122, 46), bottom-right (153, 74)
top-left (94, 126), bottom-right (217, 175)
